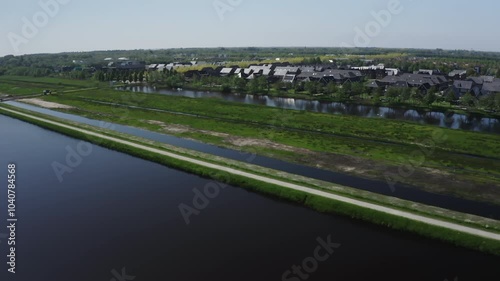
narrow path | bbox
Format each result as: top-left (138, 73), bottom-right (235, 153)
top-left (2, 106), bottom-right (500, 241)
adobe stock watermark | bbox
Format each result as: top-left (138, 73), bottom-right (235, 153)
top-left (110, 267), bottom-right (135, 281)
top-left (340, 0), bottom-right (407, 48)
top-left (8, 0), bottom-right (71, 54)
top-left (179, 178), bottom-right (229, 225)
top-left (282, 235), bottom-right (341, 281)
top-left (384, 130), bottom-right (448, 192)
top-left (213, 0), bottom-right (243, 21)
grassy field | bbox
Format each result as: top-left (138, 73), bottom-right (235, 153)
top-left (0, 76), bottom-right (105, 96)
top-left (2, 76), bottom-right (500, 204)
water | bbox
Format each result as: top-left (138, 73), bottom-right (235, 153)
top-left (1, 114), bottom-right (500, 281)
top-left (120, 85), bottom-right (500, 134)
top-left (6, 101), bottom-right (500, 220)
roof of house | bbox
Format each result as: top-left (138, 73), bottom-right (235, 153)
top-left (220, 68), bottom-right (235, 74)
top-left (283, 74), bottom-right (296, 83)
top-left (297, 69), bottom-right (363, 81)
top-left (274, 66), bottom-right (300, 73)
top-left (482, 78), bottom-right (500, 93)
top-left (453, 80), bottom-right (473, 90)
top-left (380, 73), bottom-right (448, 87)
top-left (449, 70), bottom-right (467, 76)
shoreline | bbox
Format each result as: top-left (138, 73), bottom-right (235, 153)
top-left (127, 83), bottom-right (500, 120)
top-left (2, 103), bottom-right (500, 256)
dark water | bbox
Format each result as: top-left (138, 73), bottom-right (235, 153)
top-left (1, 114), bottom-right (500, 281)
top-left (120, 85), bottom-right (500, 134)
top-left (6, 101), bottom-right (500, 220)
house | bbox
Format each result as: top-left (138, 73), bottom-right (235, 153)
top-left (415, 69), bottom-right (442, 75)
top-left (466, 76), bottom-right (500, 96)
top-left (297, 69), bottom-right (364, 84)
top-left (108, 60), bottom-right (146, 70)
top-left (273, 67), bottom-right (300, 78)
top-left (351, 64), bottom-right (386, 79)
top-left (481, 77), bottom-right (500, 96)
top-left (219, 67), bottom-right (236, 77)
top-left (377, 73), bottom-right (450, 93)
top-left (448, 70), bottom-right (467, 80)
top-left (282, 74), bottom-right (296, 83)
top-left (385, 68), bottom-right (401, 76)
top-left (452, 80), bottom-right (473, 98)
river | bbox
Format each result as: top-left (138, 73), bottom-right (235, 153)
top-left (1, 114), bottom-right (500, 281)
top-left (119, 85), bottom-right (500, 134)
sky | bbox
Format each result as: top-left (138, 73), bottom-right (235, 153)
top-left (1, 0), bottom-right (500, 57)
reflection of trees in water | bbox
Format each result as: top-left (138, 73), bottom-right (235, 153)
top-left (136, 86), bottom-right (500, 134)
top-left (356, 105), bottom-right (373, 116)
top-left (403, 110), bottom-right (422, 122)
top-left (456, 115), bottom-right (476, 131)
top-left (422, 112), bottom-right (443, 126)
top-left (345, 104), bottom-right (362, 116)
top-left (325, 102), bottom-right (348, 114)
top-left (382, 108), bottom-right (398, 119)
top-left (442, 113), bottom-right (456, 129)
top-left (474, 118), bottom-right (500, 134)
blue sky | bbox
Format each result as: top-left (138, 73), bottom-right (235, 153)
top-left (1, 0), bottom-right (499, 57)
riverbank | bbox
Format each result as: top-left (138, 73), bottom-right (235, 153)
top-left (1, 104), bottom-right (500, 256)
top-left (33, 88), bottom-right (500, 205)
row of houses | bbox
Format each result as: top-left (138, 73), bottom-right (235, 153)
top-left (453, 76), bottom-right (500, 97)
top-left (111, 59), bottom-right (499, 97)
top-left (184, 64), bottom-right (365, 85)
top-left (366, 70), bottom-right (500, 97)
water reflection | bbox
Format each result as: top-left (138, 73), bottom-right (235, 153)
top-left (121, 86), bottom-right (500, 134)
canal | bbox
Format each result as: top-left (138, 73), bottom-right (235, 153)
top-left (120, 85), bottom-right (500, 134)
top-left (1, 114), bottom-right (500, 280)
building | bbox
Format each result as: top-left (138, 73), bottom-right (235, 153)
top-left (297, 69), bottom-right (364, 84)
top-left (448, 70), bottom-right (467, 80)
top-left (452, 80), bottom-right (473, 98)
top-left (377, 73), bottom-right (450, 93)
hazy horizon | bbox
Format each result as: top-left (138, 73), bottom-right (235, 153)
top-left (1, 0), bottom-right (500, 57)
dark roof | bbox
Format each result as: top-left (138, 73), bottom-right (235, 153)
top-left (380, 73), bottom-right (449, 87)
top-left (482, 78), bottom-right (500, 93)
top-left (453, 80), bottom-right (473, 90)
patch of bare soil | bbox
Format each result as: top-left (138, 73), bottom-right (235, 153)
top-left (19, 98), bottom-right (75, 110)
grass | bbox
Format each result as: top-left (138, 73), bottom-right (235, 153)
top-left (2, 104), bottom-right (500, 256)
top-left (0, 76), bottom-right (106, 97)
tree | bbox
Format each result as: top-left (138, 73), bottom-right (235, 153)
top-left (400, 88), bottom-right (411, 102)
top-left (410, 88), bottom-right (423, 104)
top-left (342, 82), bottom-right (352, 95)
top-left (460, 93), bottom-right (475, 107)
top-left (351, 82), bottom-right (366, 97)
top-left (385, 87), bottom-right (401, 103)
top-left (304, 81), bottom-right (319, 95)
top-left (496, 69), bottom-right (500, 78)
top-left (444, 89), bottom-right (456, 103)
top-left (325, 82), bottom-right (338, 96)
top-left (423, 92), bottom-right (437, 106)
